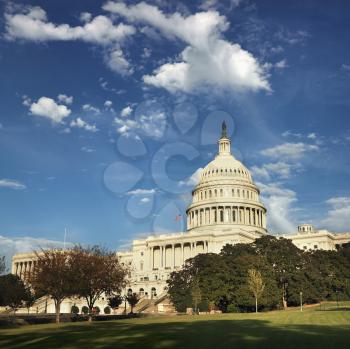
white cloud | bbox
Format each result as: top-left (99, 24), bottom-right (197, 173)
top-left (251, 162), bottom-right (296, 181)
top-left (57, 94), bottom-right (73, 105)
top-left (114, 108), bottom-right (166, 139)
top-left (105, 48), bottom-right (134, 76)
top-left (126, 188), bottom-right (157, 195)
top-left (5, 6), bottom-right (135, 45)
top-left (80, 12), bottom-right (92, 23)
top-left (5, 6), bottom-right (136, 76)
top-left (29, 96), bottom-right (71, 123)
top-left (140, 197), bottom-right (150, 203)
top-left (81, 146), bottom-right (95, 153)
top-left (258, 182), bottom-right (297, 233)
top-left (104, 100), bottom-right (113, 108)
top-left (282, 130), bottom-right (302, 138)
top-left (261, 142), bottom-right (319, 160)
top-left (321, 197), bottom-right (350, 231)
top-left (0, 235), bottom-right (73, 271)
top-left (275, 59), bottom-right (288, 69)
top-left (340, 64), bottom-right (350, 72)
top-left (104, 1), bottom-right (271, 93)
top-left (0, 178), bottom-right (26, 190)
top-left (82, 104), bottom-right (100, 115)
top-left (178, 168), bottom-right (203, 186)
top-left (307, 132), bottom-right (316, 139)
top-left (70, 117), bottom-right (98, 132)
top-left (121, 105), bottom-right (133, 117)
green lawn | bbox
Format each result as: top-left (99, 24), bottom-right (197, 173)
top-left (1, 303), bottom-right (350, 349)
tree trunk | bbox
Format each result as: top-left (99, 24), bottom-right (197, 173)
top-left (282, 295), bottom-right (288, 310)
top-left (88, 306), bottom-right (93, 322)
top-left (255, 298), bottom-right (258, 313)
top-left (55, 301), bottom-right (61, 324)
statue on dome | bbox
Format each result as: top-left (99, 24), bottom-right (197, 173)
top-left (221, 121), bottom-right (227, 138)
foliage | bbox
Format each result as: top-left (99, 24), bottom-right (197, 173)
top-left (247, 269), bottom-right (265, 313)
top-left (126, 292), bottom-right (140, 313)
top-left (191, 279), bottom-right (202, 313)
top-left (0, 256), bottom-right (6, 275)
top-left (29, 249), bottom-right (74, 323)
top-left (104, 306), bottom-right (111, 314)
top-left (93, 306), bottom-right (100, 314)
top-left (69, 245), bottom-right (128, 321)
top-left (24, 290), bottom-right (36, 314)
top-left (81, 306), bottom-right (89, 315)
top-left (0, 274), bottom-right (27, 313)
top-left (167, 236), bottom-right (350, 313)
top-left (108, 295), bottom-right (123, 309)
top-left (71, 305), bottom-right (79, 314)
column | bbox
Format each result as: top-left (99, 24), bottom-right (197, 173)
top-left (150, 247), bottom-right (153, 270)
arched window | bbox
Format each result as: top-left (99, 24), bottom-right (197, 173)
top-left (215, 189), bottom-right (217, 197)
top-left (139, 288), bottom-right (145, 297)
top-left (209, 190), bottom-right (212, 198)
top-left (151, 287), bottom-right (157, 298)
top-left (220, 189), bottom-right (223, 197)
top-left (232, 189), bottom-right (234, 196)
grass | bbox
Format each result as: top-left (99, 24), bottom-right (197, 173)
top-left (1, 302), bottom-right (350, 349)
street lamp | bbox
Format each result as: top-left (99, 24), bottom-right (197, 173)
top-left (300, 291), bottom-right (303, 312)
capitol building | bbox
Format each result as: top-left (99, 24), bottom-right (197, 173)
top-left (10, 123), bottom-right (350, 314)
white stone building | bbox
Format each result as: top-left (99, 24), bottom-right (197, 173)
top-left (9, 123), bottom-right (350, 314)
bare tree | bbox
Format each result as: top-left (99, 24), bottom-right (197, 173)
top-left (69, 246), bottom-right (128, 321)
top-left (29, 249), bottom-right (73, 323)
top-left (247, 268), bottom-right (265, 313)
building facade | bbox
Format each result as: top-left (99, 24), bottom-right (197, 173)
top-left (10, 123), bottom-right (350, 313)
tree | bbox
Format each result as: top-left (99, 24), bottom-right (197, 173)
top-left (0, 274), bottom-right (27, 314)
top-left (69, 246), bottom-right (128, 321)
top-left (0, 256), bottom-right (6, 275)
top-left (126, 292), bottom-right (140, 313)
top-left (71, 305), bottom-right (79, 315)
top-left (82, 306), bottom-right (89, 315)
top-left (108, 295), bottom-right (123, 314)
top-left (24, 290), bottom-right (36, 314)
top-left (104, 306), bottom-right (111, 314)
top-left (29, 249), bottom-right (74, 323)
top-left (191, 279), bottom-right (202, 314)
top-left (247, 269), bottom-right (265, 313)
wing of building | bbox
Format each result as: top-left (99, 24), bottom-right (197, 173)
top-left (9, 122), bottom-right (350, 314)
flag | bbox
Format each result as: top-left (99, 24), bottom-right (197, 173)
top-left (175, 214), bottom-right (182, 221)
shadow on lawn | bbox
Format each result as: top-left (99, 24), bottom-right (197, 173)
top-left (0, 317), bottom-right (350, 349)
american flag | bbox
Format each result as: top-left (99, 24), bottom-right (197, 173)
top-left (175, 214), bottom-right (182, 221)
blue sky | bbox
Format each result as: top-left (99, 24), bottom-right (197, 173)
top-left (1, 0), bottom-right (350, 266)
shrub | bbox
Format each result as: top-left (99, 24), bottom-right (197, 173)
top-left (226, 304), bottom-right (240, 313)
top-left (71, 305), bottom-right (79, 314)
top-left (104, 306), bottom-right (111, 314)
top-left (93, 306), bottom-right (100, 314)
top-left (81, 306), bottom-right (89, 315)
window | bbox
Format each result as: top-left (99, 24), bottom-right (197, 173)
top-left (314, 245), bottom-right (318, 249)
top-left (140, 262), bottom-right (143, 271)
top-left (141, 252), bottom-right (144, 256)
top-left (303, 246), bottom-right (307, 250)
top-left (220, 210), bottom-right (224, 222)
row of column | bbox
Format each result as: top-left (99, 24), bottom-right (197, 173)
top-left (148, 241), bottom-right (209, 270)
top-left (14, 260), bottom-right (37, 280)
top-left (187, 206), bottom-right (265, 229)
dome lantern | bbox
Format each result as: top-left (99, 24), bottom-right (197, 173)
top-left (218, 121), bottom-right (231, 155)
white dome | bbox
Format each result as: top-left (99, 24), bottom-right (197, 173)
top-left (200, 154), bottom-right (253, 184)
top-left (186, 122), bottom-right (266, 235)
